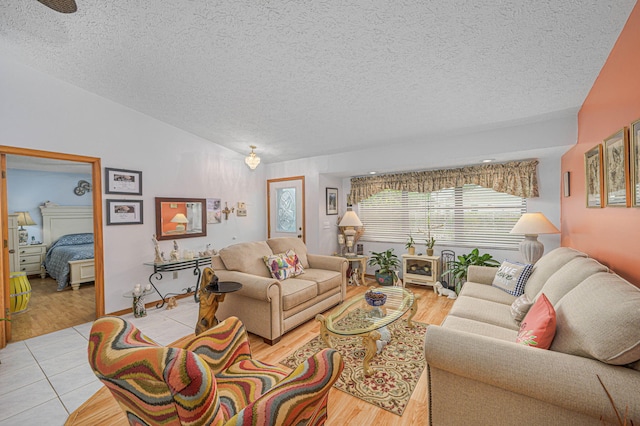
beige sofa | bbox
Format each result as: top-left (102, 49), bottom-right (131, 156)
top-left (211, 237), bottom-right (348, 345)
top-left (424, 247), bottom-right (640, 425)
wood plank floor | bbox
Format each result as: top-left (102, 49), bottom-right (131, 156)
top-left (66, 280), bottom-right (455, 425)
top-left (10, 277), bottom-right (95, 341)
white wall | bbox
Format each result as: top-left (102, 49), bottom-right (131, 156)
top-left (0, 56), bottom-right (267, 313)
top-left (6, 169), bottom-right (93, 243)
top-left (1, 53), bottom-right (575, 312)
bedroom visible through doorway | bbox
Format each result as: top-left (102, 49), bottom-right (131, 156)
top-left (0, 146), bottom-right (104, 348)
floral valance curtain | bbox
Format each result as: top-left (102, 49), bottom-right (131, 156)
top-left (348, 160), bottom-right (539, 205)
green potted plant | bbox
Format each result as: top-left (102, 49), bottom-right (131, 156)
top-left (405, 235), bottom-right (416, 255)
top-left (443, 248), bottom-right (500, 293)
top-left (368, 249), bottom-right (400, 286)
top-left (425, 236), bottom-right (436, 256)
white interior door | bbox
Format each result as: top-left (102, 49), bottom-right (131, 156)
top-left (267, 176), bottom-right (305, 242)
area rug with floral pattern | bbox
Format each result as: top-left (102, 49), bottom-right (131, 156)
top-left (279, 316), bottom-right (429, 416)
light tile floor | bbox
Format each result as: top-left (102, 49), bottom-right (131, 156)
top-left (0, 297), bottom-right (200, 426)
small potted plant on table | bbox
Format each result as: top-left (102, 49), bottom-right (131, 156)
top-left (425, 236), bottom-right (436, 256)
top-left (368, 249), bottom-right (400, 286)
top-left (405, 235), bottom-right (416, 255)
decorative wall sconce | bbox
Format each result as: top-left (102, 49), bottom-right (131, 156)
top-left (221, 202), bottom-right (235, 220)
top-left (74, 180), bottom-right (92, 196)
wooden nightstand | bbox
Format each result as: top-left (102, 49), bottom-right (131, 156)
top-left (17, 244), bottom-right (46, 278)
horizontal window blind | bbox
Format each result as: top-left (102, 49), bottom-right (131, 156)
top-left (358, 185), bottom-right (526, 249)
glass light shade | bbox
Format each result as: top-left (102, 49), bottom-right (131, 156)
top-left (510, 213), bottom-right (559, 235)
top-left (245, 145), bottom-right (261, 169)
top-left (338, 211), bottom-right (363, 227)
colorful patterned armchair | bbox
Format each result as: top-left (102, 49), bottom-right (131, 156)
top-left (88, 316), bottom-right (344, 425)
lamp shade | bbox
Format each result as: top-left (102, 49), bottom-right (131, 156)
top-left (339, 210), bottom-right (363, 227)
top-left (171, 213), bottom-right (189, 224)
top-left (510, 213), bottom-right (559, 235)
top-left (16, 211), bottom-right (36, 227)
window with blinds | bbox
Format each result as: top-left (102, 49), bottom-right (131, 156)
top-left (358, 185), bottom-right (526, 249)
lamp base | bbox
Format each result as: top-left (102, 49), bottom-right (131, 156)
top-left (18, 228), bottom-right (29, 245)
top-left (519, 235), bottom-right (544, 264)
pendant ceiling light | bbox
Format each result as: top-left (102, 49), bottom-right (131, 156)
top-left (245, 145), bottom-right (261, 170)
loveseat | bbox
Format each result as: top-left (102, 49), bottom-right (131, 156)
top-left (424, 247), bottom-right (640, 425)
top-left (211, 237), bottom-right (348, 345)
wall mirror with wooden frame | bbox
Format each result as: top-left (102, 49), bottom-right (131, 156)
top-left (155, 197), bottom-right (206, 240)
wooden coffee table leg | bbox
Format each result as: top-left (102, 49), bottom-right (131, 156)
top-left (362, 330), bottom-right (381, 377)
top-left (315, 314), bottom-right (333, 348)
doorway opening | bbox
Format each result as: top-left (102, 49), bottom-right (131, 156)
top-left (1, 146), bottom-right (104, 348)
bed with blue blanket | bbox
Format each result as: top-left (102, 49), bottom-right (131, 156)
top-left (44, 233), bottom-right (94, 291)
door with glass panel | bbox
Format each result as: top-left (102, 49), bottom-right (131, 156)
top-left (267, 176), bottom-right (305, 242)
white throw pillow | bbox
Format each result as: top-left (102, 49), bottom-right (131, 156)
top-left (510, 294), bottom-right (534, 322)
top-left (492, 260), bottom-right (533, 296)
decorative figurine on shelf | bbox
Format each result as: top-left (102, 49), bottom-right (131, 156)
top-left (195, 267), bottom-right (220, 335)
top-left (132, 283), bottom-right (147, 317)
top-left (199, 243), bottom-right (217, 258)
top-left (152, 234), bottom-right (163, 263)
top-left (166, 296), bottom-right (178, 310)
top-left (170, 240), bottom-right (180, 261)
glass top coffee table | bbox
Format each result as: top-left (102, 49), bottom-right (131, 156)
top-left (315, 286), bottom-right (417, 376)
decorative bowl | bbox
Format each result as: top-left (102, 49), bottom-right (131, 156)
top-left (365, 291), bottom-right (387, 306)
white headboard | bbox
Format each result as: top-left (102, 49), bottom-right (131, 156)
top-left (39, 205), bottom-right (94, 247)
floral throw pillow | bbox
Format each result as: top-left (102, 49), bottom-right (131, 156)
top-left (492, 260), bottom-right (533, 296)
top-left (516, 293), bottom-right (556, 349)
top-left (263, 249), bottom-right (304, 281)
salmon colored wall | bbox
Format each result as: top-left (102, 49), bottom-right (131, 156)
top-left (161, 203), bottom-right (187, 234)
top-left (561, 2), bottom-right (640, 286)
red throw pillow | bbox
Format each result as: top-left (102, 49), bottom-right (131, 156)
top-left (516, 293), bottom-right (556, 349)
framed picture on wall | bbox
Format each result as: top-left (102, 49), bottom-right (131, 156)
top-left (105, 167), bottom-right (143, 195)
top-left (584, 144), bottom-right (604, 208)
top-left (106, 199), bottom-right (143, 225)
top-left (326, 188), bottom-right (338, 215)
top-left (631, 118), bottom-right (640, 207)
top-left (603, 128), bottom-right (630, 207)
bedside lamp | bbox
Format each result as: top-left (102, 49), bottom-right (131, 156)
top-left (339, 209), bottom-right (363, 257)
top-left (510, 212), bottom-right (560, 264)
top-left (16, 211), bottom-right (36, 245)
top-left (171, 213), bottom-right (189, 232)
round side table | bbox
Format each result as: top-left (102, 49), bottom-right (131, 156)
top-left (195, 281), bottom-right (243, 335)
top-left (123, 288), bottom-right (154, 318)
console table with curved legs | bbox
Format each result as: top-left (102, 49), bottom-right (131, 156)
top-left (143, 257), bottom-right (212, 308)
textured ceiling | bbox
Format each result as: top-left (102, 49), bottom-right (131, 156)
top-left (0, 1), bottom-right (635, 163)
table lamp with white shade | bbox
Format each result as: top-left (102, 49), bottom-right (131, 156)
top-left (171, 213), bottom-right (189, 233)
top-left (16, 211), bottom-right (36, 245)
top-left (509, 212), bottom-right (560, 264)
top-left (339, 209), bottom-right (363, 257)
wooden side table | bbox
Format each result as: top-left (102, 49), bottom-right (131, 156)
top-left (335, 255), bottom-right (368, 286)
